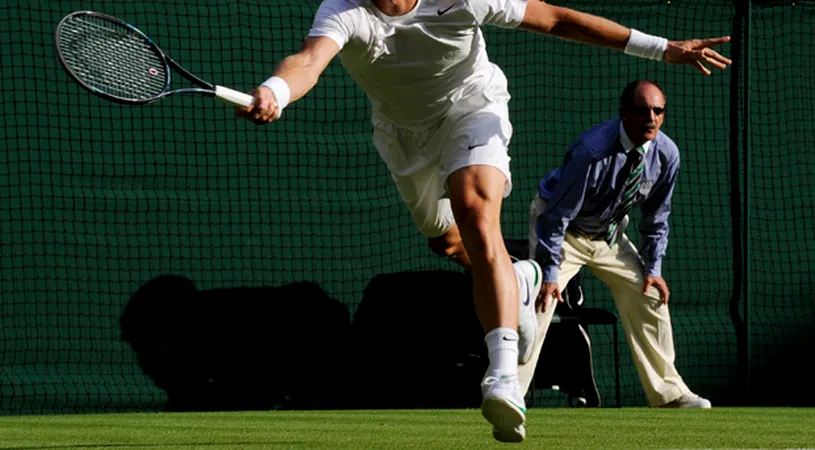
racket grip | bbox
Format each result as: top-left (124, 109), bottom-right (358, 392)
top-left (214, 85), bottom-right (254, 107)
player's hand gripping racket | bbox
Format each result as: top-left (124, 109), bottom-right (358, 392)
top-left (55, 10), bottom-right (254, 107)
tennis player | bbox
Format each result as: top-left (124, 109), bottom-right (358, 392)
top-left (235, 0), bottom-right (731, 442)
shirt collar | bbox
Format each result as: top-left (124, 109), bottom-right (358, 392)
top-left (619, 120), bottom-right (651, 154)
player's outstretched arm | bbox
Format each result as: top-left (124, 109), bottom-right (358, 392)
top-left (518, 1), bottom-right (731, 75)
top-left (236, 36), bottom-right (340, 125)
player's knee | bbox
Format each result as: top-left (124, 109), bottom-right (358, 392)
top-left (457, 209), bottom-right (495, 240)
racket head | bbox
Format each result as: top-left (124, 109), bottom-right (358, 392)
top-left (55, 11), bottom-right (171, 104)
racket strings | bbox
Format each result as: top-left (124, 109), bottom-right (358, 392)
top-left (59, 16), bottom-right (167, 101)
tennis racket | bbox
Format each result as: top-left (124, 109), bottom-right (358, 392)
top-left (54, 10), bottom-right (254, 107)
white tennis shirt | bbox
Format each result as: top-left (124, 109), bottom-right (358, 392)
top-left (308, 0), bottom-right (528, 130)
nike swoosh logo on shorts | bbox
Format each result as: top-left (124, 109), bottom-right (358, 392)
top-left (437, 4), bottom-right (455, 15)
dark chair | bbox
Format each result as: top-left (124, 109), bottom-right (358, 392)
top-left (505, 239), bottom-right (621, 408)
top-left (549, 302), bottom-right (620, 407)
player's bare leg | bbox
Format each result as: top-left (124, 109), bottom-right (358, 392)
top-left (447, 165), bottom-right (516, 333)
top-left (431, 181), bottom-right (541, 366)
top-left (447, 165), bottom-right (533, 441)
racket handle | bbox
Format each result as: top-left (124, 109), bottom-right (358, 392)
top-left (214, 85), bottom-right (254, 107)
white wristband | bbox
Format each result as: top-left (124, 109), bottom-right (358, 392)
top-left (260, 76), bottom-right (291, 111)
top-left (624, 29), bottom-right (668, 61)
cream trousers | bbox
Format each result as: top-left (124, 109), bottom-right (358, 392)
top-left (520, 193), bottom-right (690, 406)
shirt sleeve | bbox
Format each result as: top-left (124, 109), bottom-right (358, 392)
top-left (638, 150), bottom-right (680, 277)
top-left (468, 0), bottom-right (528, 28)
top-left (307, 0), bottom-right (354, 50)
top-left (535, 142), bottom-right (594, 283)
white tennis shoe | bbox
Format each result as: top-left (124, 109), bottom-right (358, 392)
top-left (481, 374), bottom-right (526, 442)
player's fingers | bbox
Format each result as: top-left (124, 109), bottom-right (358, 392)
top-left (701, 36), bottom-right (731, 47)
top-left (253, 100), bottom-right (273, 122)
top-left (693, 60), bottom-right (711, 76)
top-left (260, 102), bottom-right (279, 123)
top-left (235, 103), bottom-right (253, 117)
top-left (267, 105), bottom-right (282, 123)
top-left (250, 103), bottom-right (263, 118)
top-left (700, 49), bottom-right (729, 69)
top-left (250, 106), bottom-right (272, 125)
top-left (706, 58), bottom-right (728, 70)
top-left (246, 90), bottom-right (264, 112)
top-left (247, 108), bottom-right (269, 124)
top-left (704, 56), bottom-right (728, 70)
top-left (706, 48), bottom-right (732, 66)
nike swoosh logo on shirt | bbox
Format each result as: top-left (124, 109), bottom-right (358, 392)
top-left (467, 143), bottom-right (485, 150)
top-left (437, 4), bottom-right (455, 15)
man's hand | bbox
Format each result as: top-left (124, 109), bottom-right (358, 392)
top-left (538, 282), bottom-right (564, 312)
top-left (644, 275), bottom-right (670, 305)
top-left (663, 36), bottom-right (732, 75)
top-left (235, 86), bottom-right (281, 125)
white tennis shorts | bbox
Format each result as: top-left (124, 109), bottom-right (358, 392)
top-left (371, 71), bottom-right (513, 238)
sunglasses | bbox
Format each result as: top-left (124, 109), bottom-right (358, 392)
top-left (629, 105), bottom-right (666, 116)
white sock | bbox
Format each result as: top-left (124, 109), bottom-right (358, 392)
top-left (484, 327), bottom-right (519, 378)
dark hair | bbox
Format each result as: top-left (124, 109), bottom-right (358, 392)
top-left (618, 80), bottom-right (665, 113)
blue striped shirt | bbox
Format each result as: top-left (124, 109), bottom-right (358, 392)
top-left (534, 117), bottom-right (680, 283)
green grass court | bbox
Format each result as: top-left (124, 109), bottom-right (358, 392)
top-left (0, 408), bottom-right (812, 449)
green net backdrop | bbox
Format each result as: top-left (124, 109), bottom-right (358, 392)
top-left (1, 0), bottom-right (812, 414)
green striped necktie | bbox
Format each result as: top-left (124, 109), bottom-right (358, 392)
top-left (605, 145), bottom-right (645, 247)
